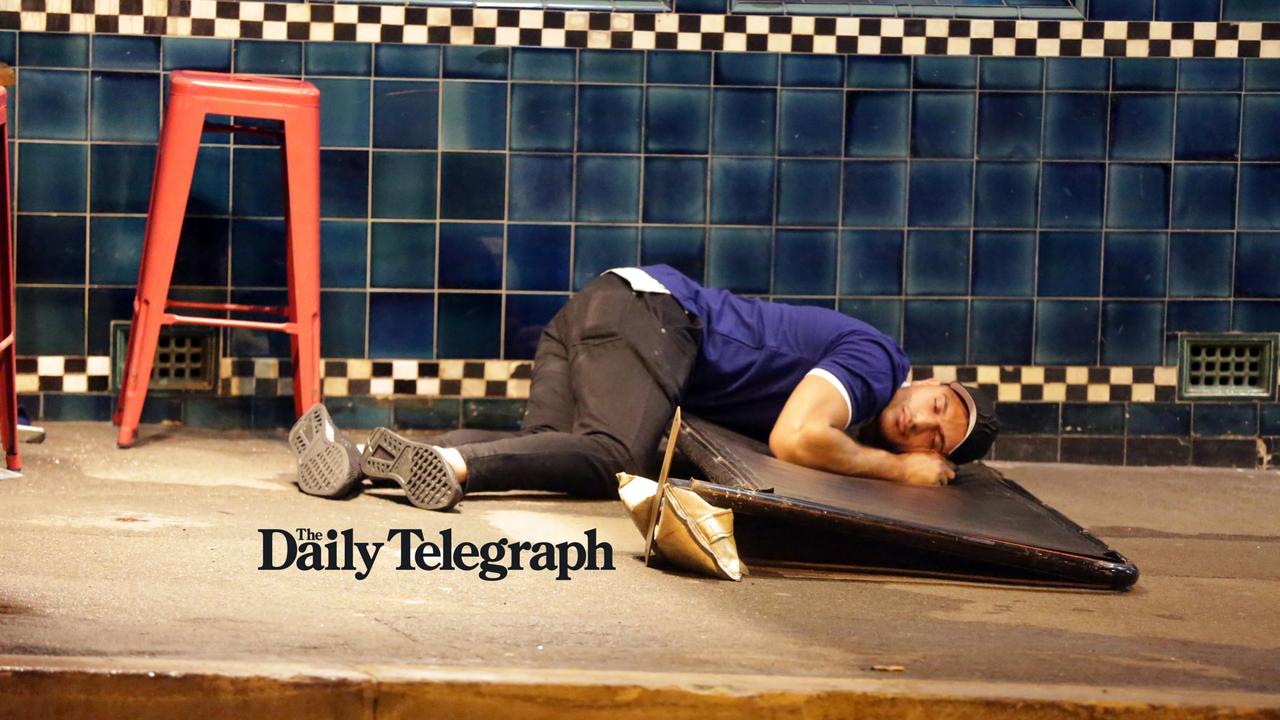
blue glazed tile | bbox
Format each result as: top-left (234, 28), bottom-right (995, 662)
top-left (1176, 95), bottom-right (1241, 161)
top-left (1246, 60), bottom-right (1280, 91)
top-left (508, 154), bottom-right (573, 222)
top-left (43, 395), bottom-right (112, 422)
top-left (1038, 231), bottom-right (1101, 297)
top-left (162, 38), bottom-right (231, 71)
top-left (847, 57), bottom-right (911, 89)
top-left (233, 41), bottom-right (302, 75)
top-left (646, 86), bottom-right (710, 154)
top-left (1242, 95), bottom-right (1280, 161)
top-left (845, 91), bottom-right (908, 158)
top-left (579, 50), bottom-right (643, 83)
top-left (647, 51), bottom-right (711, 85)
top-left (18, 33), bottom-right (88, 67)
top-left (1239, 165), bottom-right (1280, 229)
top-left (782, 55), bottom-right (844, 88)
top-left (903, 300), bottom-right (968, 364)
top-left (90, 72), bottom-right (160, 142)
top-left (574, 226), bottom-right (638, 290)
top-left (511, 84), bottom-right (574, 152)
top-left (776, 159), bottom-right (840, 227)
top-left (714, 53), bottom-right (778, 86)
top-left (707, 227), bottom-right (771, 293)
top-left (1236, 233), bottom-right (1280, 298)
top-left (1169, 232), bottom-right (1232, 297)
top-left (0, 31), bottom-right (12, 64)
top-left (979, 58), bottom-right (1043, 90)
top-left (439, 153), bottom-right (504, 220)
top-left (92, 36), bottom-right (159, 71)
top-left (440, 82), bottom-right (506, 150)
top-left (511, 48), bottom-right (574, 81)
top-left (839, 230), bottom-right (902, 296)
top-left (1179, 59), bottom-right (1241, 90)
top-left (1090, 0), bottom-right (1153, 19)
top-left (907, 161), bottom-right (973, 228)
top-left (1107, 164), bottom-right (1170, 229)
top-left (1046, 58), bottom-right (1110, 90)
top-left (578, 85), bottom-right (642, 153)
top-left (1103, 232), bottom-right (1167, 298)
top-left (906, 230), bottom-right (969, 297)
top-left (643, 157), bottom-right (707, 224)
top-left (16, 287), bottom-right (84, 355)
top-left (507, 225), bottom-right (570, 291)
top-left (710, 158), bottom-right (775, 226)
top-left (974, 162), bottom-right (1039, 228)
top-left (305, 43), bottom-right (371, 77)
top-left (1167, 300), bottom-right (1230, 332)
top-left (1172, 164), bottom-right (1237, 230)
top-left (1113, 59), bottom-right (1177, 91)
top-left (969, 300), bottom-right (1033, 364)
top-left (17, 69), bottom-right (87, 140)
top-left (312, 78), bottom-right (370, 148)
top-left (321, 292), bottom-right (366, 358)
top-left (371, 151), bottom-right (436, 220)
top-left (972, 231), bottom-right (1035, 297)
top-left (1043, 93), bottom-right (1108, 160)
top-left (231, 219), bottom-right (286, 287)
top-left (1109, 94), bottom-right (1174, 160)
top-left (1041, 163), bottom-right (1105, 228)
top-left (231, 147), bottom-right (283, 217)
top-left (370, 292), bottom-right (435, 359)
top-left (1223, 0), bottom-right (1280, 20)
top-left (371, 222), bottom-right (435, 289)
top-left (839, 299), bottom-right (902, 342)
top-left (1121, 304), bottom-right (1174, 349)
top-left (1158, 0), bottom-right (1220, 19)
top-left (575, 156), bottom-right (640, 223)
top-left (842, 161), bottom-right (906, 228)
top-left (676, 0), bottom-right (727, 12)
top-left (320, 150), bottom-right (369, 218)
top-left (320, 221), bottom-right (367, 290)
top-left (1233, 301), bottom-right (1280, 331)
top-left (1193, 403), bottom-right (1258, 437)
top-left (86, 287), bottom-right (135, 356)
top-left (438, 223), bottom-right (504, 289)
top-left (89, 144), bottom-right (156, 214)
top-left (505, 294), bottom-right (569, 360)
top-left (774, 230), bottom-right (836, 295)
top-left (375, 44), bottom-right (441, 78)
top-left (1061, 403), bottom-right (1126, 435)
top-left (1035, 300), bottom-right (1100, 364)
top-left (172, 218), bottom-right (230, 286)
top-left (17, 142), bottom-right (85, 212)
top-left (778, 90), bottom-right (842, 158)
top-left (641, 227), bottom-right (705, 282)
top-left (1263, 405), bottom-right (1280, 435)
top-left (996, 403), bottom-right (1061, 435)
top-left (442, 46), bottom-right (509, 80)
top-left (712, 88), bottom-right (777, 156)
top-left (88, 216), bottom-right (144, 285)
top-left (1128, 403), bottom-right (1191, 436)
top-left (372, 80), bottom-right (436, 149)
top-left (913, 57), bottom-right (977, 90)
top-left (977, 93), bottom-right (1042, 160)
top-left (911, 92), bottom-right (975, 158)
top-left (17, 215), bottom-right (85, 284)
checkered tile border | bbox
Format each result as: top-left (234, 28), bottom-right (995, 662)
top-left (5, 0), bottom-right (1280, 58)
top-left (16, 356), bottom-right (1190, 402)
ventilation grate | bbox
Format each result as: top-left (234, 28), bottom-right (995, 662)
top-left (1178, 333), bottom-right (1277, 401)
top-left (111, 322), bottom-right (220, 393)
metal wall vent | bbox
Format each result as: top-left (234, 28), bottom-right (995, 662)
top-left (1178, 333), bottom-right (1277, 401)
top-left (111, 322), bottom-right (220, 393)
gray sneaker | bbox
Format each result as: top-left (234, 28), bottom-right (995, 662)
top-left (288, 403), bottom-right (363, 499)
top-left (360, 427), bottom-right (463, 511)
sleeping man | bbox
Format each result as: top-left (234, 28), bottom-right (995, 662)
top-left (288, 265), bottom-right (998, 511)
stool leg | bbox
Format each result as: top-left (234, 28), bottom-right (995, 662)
top-left (115, 101), bottom-right (205, 448)
top-left (282, 107), bottom-right (322, 418)
top-left (0, 126), bottom-right (18, 471)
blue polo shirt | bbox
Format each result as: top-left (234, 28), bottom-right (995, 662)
top-left (636, 265), bottom-right (911, 442)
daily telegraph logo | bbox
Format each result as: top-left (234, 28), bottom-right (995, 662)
top-left (259, 528), bottom-right (615, 581)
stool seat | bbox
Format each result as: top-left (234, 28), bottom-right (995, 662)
top-left (114, 71), bottom-right (322, 448)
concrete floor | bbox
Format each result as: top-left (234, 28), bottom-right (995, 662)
top-left (1, 422), bottom-right (1278, 709)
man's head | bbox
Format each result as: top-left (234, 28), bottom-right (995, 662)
top-left (873, 380), bottom-right (998, 464)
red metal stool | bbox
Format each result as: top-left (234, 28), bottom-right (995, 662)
top-left (0, 87), bottom-right (20, 471)
top-left (114, 71), bottom-right (322, 448)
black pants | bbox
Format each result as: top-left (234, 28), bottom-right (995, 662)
top-left (431, 274), bottom-right (700, 498)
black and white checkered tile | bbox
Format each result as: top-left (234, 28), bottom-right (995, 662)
top-left (15, 356), bottom-right (112, 394)
top-left (4, 0), bottom-right (1279, 58)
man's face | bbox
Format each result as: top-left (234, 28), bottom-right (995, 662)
top-left (876, 379), bottom-right (970, 456)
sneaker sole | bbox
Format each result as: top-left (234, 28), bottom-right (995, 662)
top-left (361, 427), bottom-right (462, 511)
top-left (289, 404), bottom-right (363, 499)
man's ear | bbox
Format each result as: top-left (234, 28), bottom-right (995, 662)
top-left (914, 377), bottom-right (941, 387)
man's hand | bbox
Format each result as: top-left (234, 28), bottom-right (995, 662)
top-left (897, 452), bottom-right (956, 486)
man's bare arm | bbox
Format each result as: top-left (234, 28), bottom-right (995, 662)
top-left (768, 375), bottom-right (954, 486)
